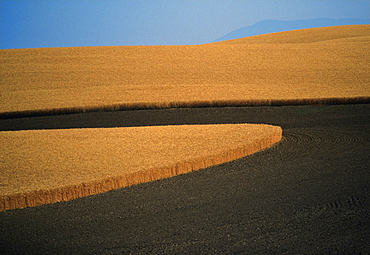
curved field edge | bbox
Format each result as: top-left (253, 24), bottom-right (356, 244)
top-left (0, 124), bottom-right (282, 211)
top-left (0, 97), bottom-right (369, 119)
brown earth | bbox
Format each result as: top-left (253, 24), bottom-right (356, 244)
top-left (0, 105), bottom-right (369, 254)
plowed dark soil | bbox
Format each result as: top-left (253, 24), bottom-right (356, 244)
top-left (1, 104), bottom-right (369, 254)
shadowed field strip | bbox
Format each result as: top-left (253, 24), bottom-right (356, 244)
top-left (0, 124), bottom-right (282, 211)
top-left (1, 25), bottom-right (369, 117)
top-left (0, 105), bottom-right (369, 254)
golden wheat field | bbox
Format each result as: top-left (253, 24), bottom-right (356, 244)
top-left (1, 25), bottom-right (369, 115)
top-left (0, 124), bottom-right (282, 211)
top-left (0, 25), bottom-right (369, 210)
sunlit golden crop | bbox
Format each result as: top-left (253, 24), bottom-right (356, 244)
top-left (0, 124), bottom-right (282, 211)
top-left (1, 25), bottom-right (369, 115)
top-left (1, 25), bottom-right (368, 210)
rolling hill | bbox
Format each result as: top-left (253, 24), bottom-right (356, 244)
top-left (213, 18), bottom-right (370, 42)
top-left (1, 25), bottom-right (369, 117)
top-left (1, 25), bottom-right (369, 116)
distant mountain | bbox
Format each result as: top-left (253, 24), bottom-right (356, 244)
top-left (213, 18), bottom-right (370, 42)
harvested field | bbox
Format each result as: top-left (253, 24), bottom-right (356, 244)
top-left (1, 105), bottom-right (369, 254)
top-left (1, 25), bottom-right (369, 116)
top-left (0, 124), bottom-right (282, 211)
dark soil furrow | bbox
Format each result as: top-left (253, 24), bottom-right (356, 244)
top-left (0, 104), bottom-right (369, 254)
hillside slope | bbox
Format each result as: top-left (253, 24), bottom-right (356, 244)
top-left (218, 24), bottom-right (370, 44)
top-left (213, 18), bottom-right (370, 42)
top-left (1, 25), bottom-right (369, 115)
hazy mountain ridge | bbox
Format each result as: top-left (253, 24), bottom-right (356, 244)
top-left (213, 18), bottom-right (370, 42)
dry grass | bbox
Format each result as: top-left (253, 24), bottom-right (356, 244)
top-left (1, 25), bottom-right (369, 116)
top-left (0, 124), bottom-right (282, 211)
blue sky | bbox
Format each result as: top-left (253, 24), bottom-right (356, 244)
top-left (1, 0), bottom-right (369, 49)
